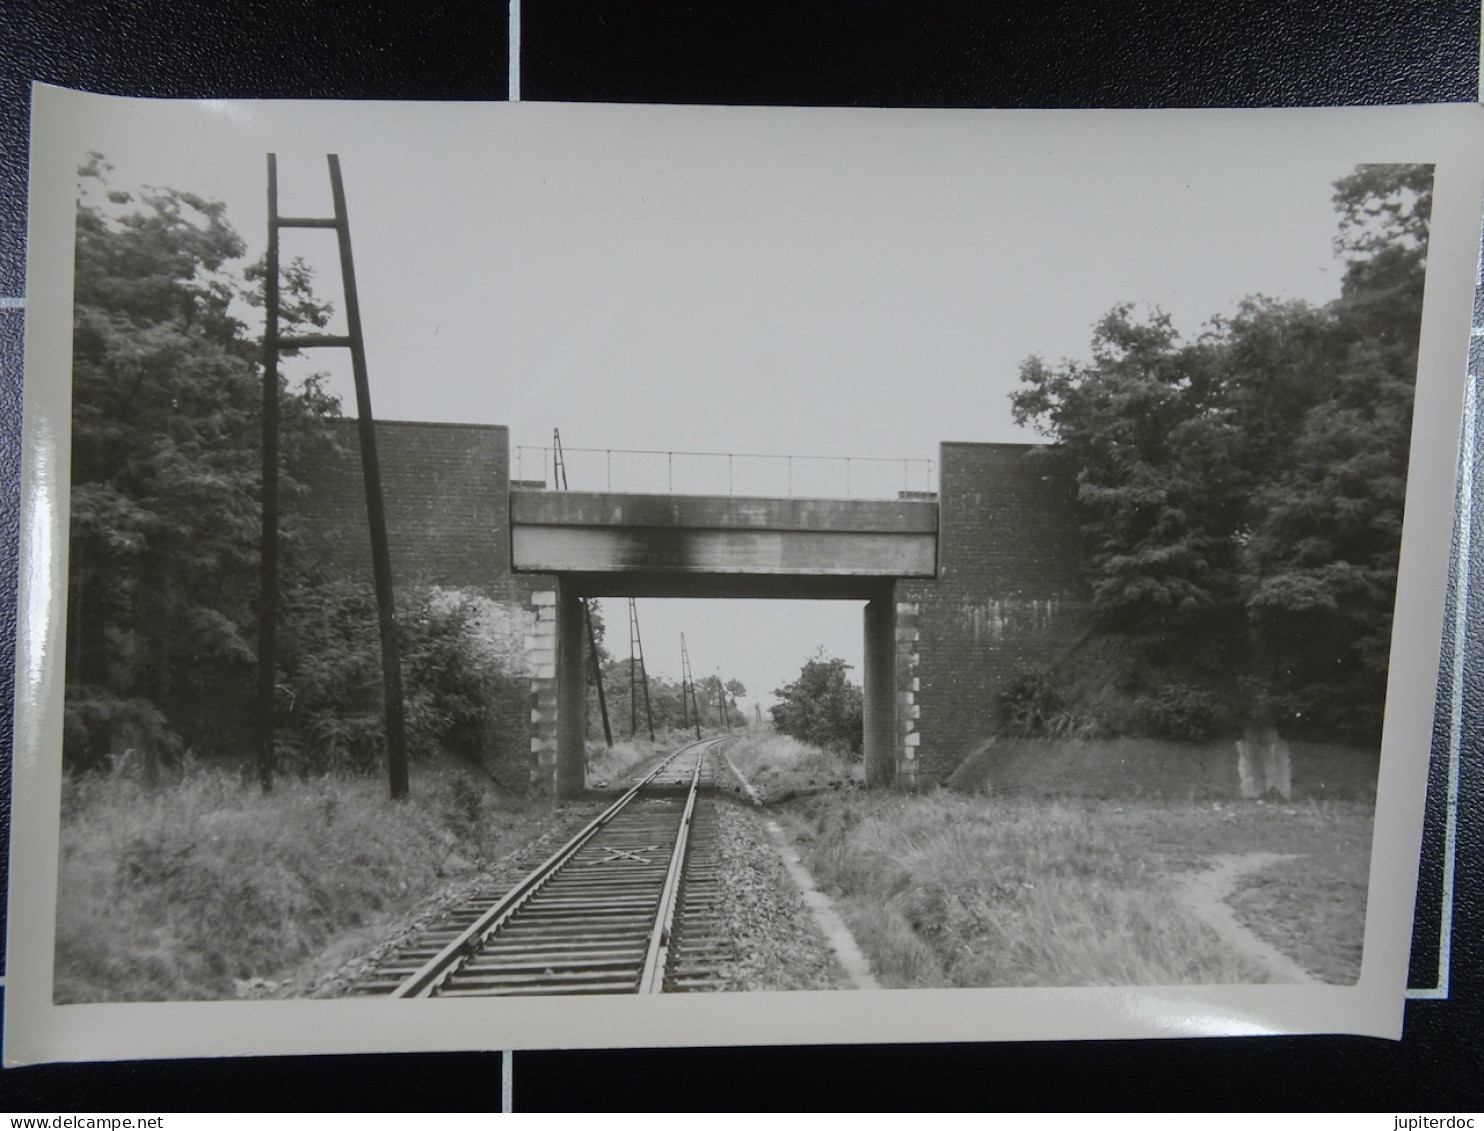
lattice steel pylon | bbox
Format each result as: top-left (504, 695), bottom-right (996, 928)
top-left (680, 634), bottom-right (702, 741)
top-left (628, 598), bottom-right (655, 742)
top-left (259, 154), bottom-right (409, 799)
top-left (553, 429), bottom-right (612, 746)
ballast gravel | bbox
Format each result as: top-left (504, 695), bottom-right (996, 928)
top-left (702, 800), bottom-right (854, 992)
top-left (293, 783), bottom-right (858, 997)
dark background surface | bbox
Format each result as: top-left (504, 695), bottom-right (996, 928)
top-left (0, 0), bottom-right (1480, 1111)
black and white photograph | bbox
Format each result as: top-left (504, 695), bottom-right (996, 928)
top-left (5, 89), bottom-right (1482, 1062)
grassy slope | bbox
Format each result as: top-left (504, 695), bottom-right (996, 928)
top-left (55, 760), bottom-right (561, 1002)
top-left (722, 732), bottom-right (858, 803)
top-left (776, 789), bottom-right (1373, 989)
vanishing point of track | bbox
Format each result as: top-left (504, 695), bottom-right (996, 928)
top-left (360, 738), bottom-right (737, 998)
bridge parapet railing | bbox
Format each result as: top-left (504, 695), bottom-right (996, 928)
top-left (513, 446), bottom-right (936, 500)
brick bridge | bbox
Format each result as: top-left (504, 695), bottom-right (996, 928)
top-left (298, 422), bottom-right (1090, 795)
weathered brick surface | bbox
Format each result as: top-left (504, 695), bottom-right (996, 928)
top-left (293, 419), bottom-right (554, 791)
top-left (901, 442), bottom-right (1091, 784)
top-left (292, 420), bottom-right (531, 596)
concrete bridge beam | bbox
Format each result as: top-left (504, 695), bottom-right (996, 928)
top-left (512, 490), bottom-right (937, 580)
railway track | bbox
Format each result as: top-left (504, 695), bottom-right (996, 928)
top-left (355, 738), bottom-right (739, 998)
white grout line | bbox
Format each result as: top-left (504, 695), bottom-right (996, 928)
top-left (509, 0), bottom-right (521, 102)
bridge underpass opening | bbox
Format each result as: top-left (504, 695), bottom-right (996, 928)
top-left (587, 595), bottom-right (867, 741)
top-left (512, 487), bottom-right (937, 797)
top-left (540, 583), bottom-right (912, 799)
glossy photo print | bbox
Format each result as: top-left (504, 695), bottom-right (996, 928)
top-left (6, 88), bottom-right (1483, 1062)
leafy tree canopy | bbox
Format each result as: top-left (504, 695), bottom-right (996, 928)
top-left (1008, 163), bottom-right (1432, 745)
top-left (65, 155), bottom-right (339, 772)
top-left (770, 649), bottom-right (863, 756)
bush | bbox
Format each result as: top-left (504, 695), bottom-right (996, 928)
top-left (277, 580), bottom-right (531, 776)
top-left (996, 668), bottom-right (1100, 739)
top-left (997, 669), bottom-right (1062, 736)
top-left (999, 636), bottom-right (1243, 742)
top-left (62, 686), bottom-right (182, 777)
top-left (1132, 683), bottom-right (1232, 742)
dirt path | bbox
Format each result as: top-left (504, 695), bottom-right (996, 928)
top-left (1179, 853), bottom-right (1316, 983)
top-left (717, 751), bottom-right (877, 989)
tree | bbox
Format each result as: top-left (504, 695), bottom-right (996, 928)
top-left (1239, 166), bottom-right (1432, 740)
top-left (65, 157), bottom-right (541, 786)
top-left (770, 650), bottom-right (863, 755)
top-left (64, 156), bottom-right (338, 773)
top-left (589, 659), bottom-right (745, 736)
top-left (1008, 164), bottom-right (1432, 747)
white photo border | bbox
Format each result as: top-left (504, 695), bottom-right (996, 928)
top-left (7, 87), bottom-right (1483, 1064)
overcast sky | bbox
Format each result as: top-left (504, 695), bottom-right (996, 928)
top-left (64, 98), bottom-right (1366, 707)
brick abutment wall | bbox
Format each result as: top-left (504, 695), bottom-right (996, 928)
top-left (899, 443), bottom-right (1091, 785)
top-left (292, 420), bottom-right (554, 789)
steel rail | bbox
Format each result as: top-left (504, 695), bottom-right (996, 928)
top-left (638, 744), bottom-right (706, 993)
top-left (389, 741), bottom-right (705, 998)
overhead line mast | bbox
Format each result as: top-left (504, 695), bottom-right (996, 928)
top-left (628, 598), bottom-right (655, 742)
top-left (260, 154), bottom-right (409, 799)
top-left (680, 634), bottom-right (702, 741)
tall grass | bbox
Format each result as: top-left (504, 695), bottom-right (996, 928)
top-left (788, 791), bottom-right (1270, 988)
top-left (723, 731), bottom-right (857, 802)
top-left (584, 735), bottom-right (678, 786)
top-left (56, 762), bottom-right (549, 1002)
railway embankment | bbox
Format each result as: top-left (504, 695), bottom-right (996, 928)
top-left (54, 755), bottom-right (605, 1003)
top-left (766, 768), bottom-right (1372, 989)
